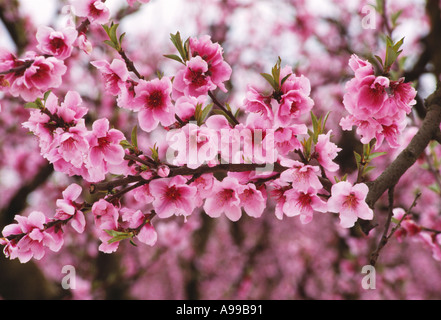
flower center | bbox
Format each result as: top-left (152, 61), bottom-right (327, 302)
top-left (343, 192), bottom-right (358, 209)
top-left (189, 69), bottom-right (207, 87)
top-left (297, 193), bottom-right (312, 209)
top-left (98, 136), bottom-right (110, 148)
top-left (50, 37), bottom-right (66, 51)
top-left (165, 186), bottom-right (180, 200)
top-left (146, 90), bottom-right (163, 109)
top-left (219, 189), bottom-right (234, 204)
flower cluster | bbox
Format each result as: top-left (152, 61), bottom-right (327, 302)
top-left (0, 50), bottom-right (67, 102)
top-left (22, 91), bottom-right (126, 182)
top-left (92, 199), bottom-right (157, 253)
top-left (340, 54), bottom-right (417, 149)
top-left (0, 184), bottom-right (85, 263)
top-left (393, 208), bottom-right (441, 261)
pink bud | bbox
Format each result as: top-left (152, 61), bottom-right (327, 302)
top-left (157, 165), bottom-right (170, 178)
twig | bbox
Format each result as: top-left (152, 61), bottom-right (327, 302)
top-left (0, 59), bottom-right (34, 75)
top-left (118, 49), bottom-right (144, 80)
top-left (208, 91), bottom-right (239, 125)
top-left (370, 191), bottom-right (421, 266)
top-left (369, 185), bottom-right (395, 266)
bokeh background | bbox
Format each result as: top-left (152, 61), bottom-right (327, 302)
top-left (1, 0), bottom-right (441, 299)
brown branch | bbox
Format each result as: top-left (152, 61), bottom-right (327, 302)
top-left (118, 49), bottom-right (144, 80)
top-left (0, 163), bottom-right (54, 227)
top-left (0, 59), bottom-right (33, 75)
top-left (89, 175), bottom-right (144, 193)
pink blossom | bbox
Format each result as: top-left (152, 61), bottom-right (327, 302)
top-left (392, 208), bottom-right (421, 242)
top-left (133, 77), bottom-right (175, 132)
top-left (348, 54), bottom-right (374, 79)
top-left (272, 125), bottom-right (307, 156)
top-left (239, 183), bottom-right (266, 218)
top-left (76, 33), bottom-right (92, 55)
top-left (87, 118), bottom-right (126, 170)
top-left (189, 173), bottom-right (215, 207)
top-left (174, 95), bottom-right (206, 121)
top-left (120, 208), bottom-right (156, 246)
top-left (172, 35), bottom-right (232, 99)
top-left (166, 122), bottom-right (219, 169)
top-left (341, 55), bottom-right (416, 149)
top-left (157, 165), bottom-right (170, 177)
top-left (55, 183), bottom-right (86, 233)
top-left (92, 199), bottom-right (120, 253)
top-left (137, 223), bottom-right (157, 246)
top-left (36, 26), bottom-right (78, 60)
top-left (10, 56), bottom-right (67, 101)
top-left (282, 188), bottom-right (327, 224)
top-left (327, 181), bottom-right (374, 228)
top-left (188, 35), bottom-right (232, 93)
top-left (49, 122), bottom-right (89, 168)
top-left (1, 211), bottom-right (56, 263)
top-left (243, 85), bottom-right (273, 121)
top-left (126, 0), bottom-right (150, 6)
top-left (315, 130), bottom-right (341, 172)
top-left (172, 56), bottom-right (216, 99)
top-left (133, 184), bottom-right (154, 204)
top-left (419, 232), bottom-right (441, 262)
top-left (279, 160), bottom-right (322, 192)
top-left (149, 175), bottom-right (197, 219)
top-left (72, 0), bottom-right (110, 24)
top-left (91, 59), bottom-right (129, 96)
top-left (117, 80), bottom-right (137, 110)
top-left (203, 177), bottom-right (245, 221)
top-left (268, 179), bottom-right (290, 220)
top-left (339, 115), bottom-right (382, 145)
top-left (276, 70), bottom-right (314, 126)
top-left (57, 91), bottom-right (88, 124)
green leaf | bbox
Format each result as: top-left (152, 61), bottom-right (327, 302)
top-left (280, 73), bottom-right (292, 86)
top-left (260, 73), bottom-right (278, 91)
top-left (129, 239), bottom-right (138, 247)
top-left (104, 229), bottom-right (132, 244)
top-left (24, 102), bottom-right (39, 109)
top-left (150, 143), bottom-right (159, 162)
top-left (119, 32), bottom-right (126, 45)
top-left (131, 125), bottom-right (138, 149)
top-left (391, 9), bottom-right (403, 27)
top-left (170, 31), bottom-right (188, 62)
top-left (43, 90), bottom-right (52, 101)
top-left (368, 151), bottom-right (387, 160)
top-left (109, 23), bottom-right (119, 44)
top-left (163, 54), bottom-right (184, 64)
top-left (354, 151), bottom-right (362, 168)
top-left (271, 57), bottom-right (282, 87)
top-left (428, 183), bottom-right (441, 194)
top-left (199, 103), bottom-right (213, 125)
top-left (194, 103), bottom-right (202, 124)
top-left (103, 40), bottom-right (118, 50)
top-left (322, 111), bottom-right (331, 130)
top-left (120, 140), bottom-right (132, 149)
top-left (211, 109), bottom-right (236, 126)
top-left (363, 166), bottom-right (376, 175)
top-left (384, 36), bottom-right (405, 71)
top-left (311, 112), bottom-right (319, 134)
